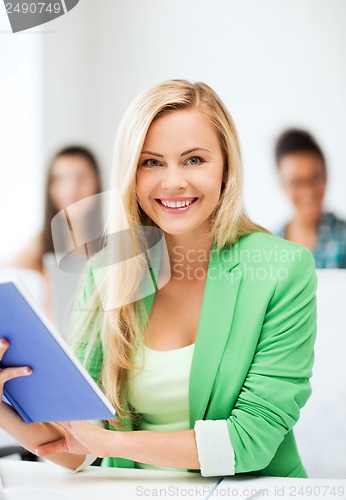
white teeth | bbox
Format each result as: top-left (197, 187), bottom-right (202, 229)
top-left (160, 199), bottom-right (194, 208)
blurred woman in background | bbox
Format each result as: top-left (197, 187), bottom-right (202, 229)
top-left (9, 146), bottom-right (102, 274)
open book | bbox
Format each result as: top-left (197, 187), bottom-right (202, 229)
top-left (0, 274), bottom-right (115, 424)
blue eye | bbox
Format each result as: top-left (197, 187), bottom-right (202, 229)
top-left (186, 156), bottom-right (204, 166)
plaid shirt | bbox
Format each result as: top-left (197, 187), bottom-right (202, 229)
top-left (276, 212), bottom-right (346, 269)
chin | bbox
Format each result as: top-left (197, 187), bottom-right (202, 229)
top-left (161, 227), bottom-right (194, 236)
top-left (300, 209), bottom-right (323, 225)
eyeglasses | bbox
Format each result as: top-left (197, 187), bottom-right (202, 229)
top-left (285, 174), bottom-right (326, 190)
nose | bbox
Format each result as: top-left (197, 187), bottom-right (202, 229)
top-left (160, 166), bottom-right (188, 191)
top-left (62, 179), bottom-right (82, 205)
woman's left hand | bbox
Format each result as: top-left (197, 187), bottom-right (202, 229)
top-left (36, 420), bottom-right (109, 458)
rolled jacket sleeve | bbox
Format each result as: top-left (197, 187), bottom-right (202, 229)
top-left (194, 419), bottom-right (235, 477)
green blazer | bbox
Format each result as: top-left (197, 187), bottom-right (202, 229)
top-left (76, 231), bottom-right (317, 478)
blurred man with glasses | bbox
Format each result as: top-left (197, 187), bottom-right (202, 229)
top-left (275, 129), bottom-right (346, 268)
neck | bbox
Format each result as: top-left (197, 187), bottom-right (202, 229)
top-left (291, 213), bottom-right (322, 231)
top-left (163, 230), bottom-right (213, 281)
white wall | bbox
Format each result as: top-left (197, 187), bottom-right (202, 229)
top-left (0, 0), bottom-right (345, 474)
top-left (40, 0), bottom-right (346, 234)
top-left (294, 269), bottom-right (346, 478)
top-left (0, 10), bottom-right (43, 261)
top-left (0, 0), bottom-right (345, 259)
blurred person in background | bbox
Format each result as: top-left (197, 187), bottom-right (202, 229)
top-left (8, 146), bottom-right (103, 275)
top-left (275, 129), bottom-right (346, 268)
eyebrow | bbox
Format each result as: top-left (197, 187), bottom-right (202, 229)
top-left (140, 147), bottom-right (211, 158)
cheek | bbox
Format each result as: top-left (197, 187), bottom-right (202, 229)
top-left (135, 173), bottom-right (152, 202)
top-left (290, 191), bottom-right (300, 201)
top-left (203, 178), bottom-right (223, 200)
top-left (293, 193), bottom-right (305, 206)
top-left (135, 183), bottom-right (155, 220)
top-left (316, 185), bottom-right (326, 199)
top-left (49, 185), bottom-right (62, 207)
top-left (135, 189), bottom-right (149, 213)
top-left (82, 179), bottom-right (98, 197)
top-left (282, 182), bottom-right (295, 198)
top-left (285, 189), bottom-right (300, 205)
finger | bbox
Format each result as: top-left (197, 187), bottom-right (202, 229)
top-left (0, 366), bottom-right (32, 384)
top-left (55, 421), bottom-right (71, 430)
top-left (36, 438), bottom-right (67, 457)
top-left (0, 338), bottom-right (10, 360)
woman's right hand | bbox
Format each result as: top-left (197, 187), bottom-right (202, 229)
top-left (0, 338), bottom-right (32, 403)
top-left (0, 340), bottom-right (86, 470)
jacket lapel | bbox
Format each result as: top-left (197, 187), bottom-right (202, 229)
top-left (188, 241), bottom-right (241, 426)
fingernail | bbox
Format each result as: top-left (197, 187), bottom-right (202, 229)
top-left (22, 367), bottom-right (32, 375)
top-left (0, 339), bottom-right (8, 347)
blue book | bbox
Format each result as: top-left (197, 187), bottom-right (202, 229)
top-left (0, 275), bottom-right (115, 423)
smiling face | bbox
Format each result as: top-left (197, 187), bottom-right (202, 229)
top-left (135, 108), bottom-right (225, 241)
top-left (278, 152), bottom-right (326, 224)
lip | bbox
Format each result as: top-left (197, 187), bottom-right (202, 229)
top-left (155, 197), bottom-right (198, 214)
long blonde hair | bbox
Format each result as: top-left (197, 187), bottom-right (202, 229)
top-left (70, 79), bottom-right (267, 429)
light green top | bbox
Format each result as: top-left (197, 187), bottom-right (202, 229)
top-left (128, 342), bottom-right (196, 472)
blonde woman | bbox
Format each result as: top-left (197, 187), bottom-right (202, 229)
top-left (0, 80), bottom-right (317, 478)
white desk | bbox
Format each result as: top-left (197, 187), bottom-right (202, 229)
top-left (0, 460), bottom-right (345, 500)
